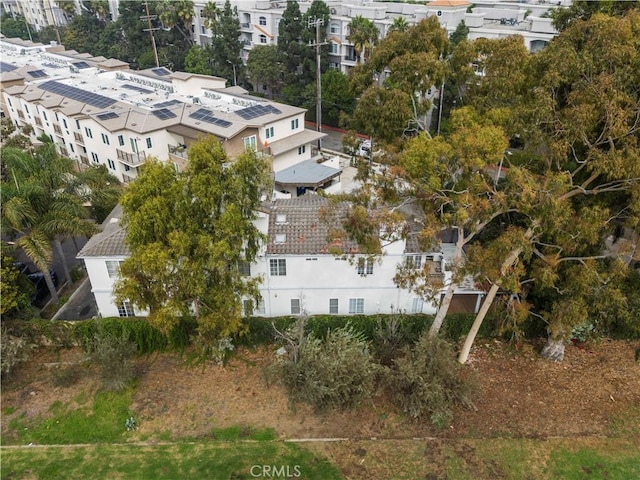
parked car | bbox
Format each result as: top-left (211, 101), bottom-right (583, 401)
top-left (13, 262), bottom-right (59, 307)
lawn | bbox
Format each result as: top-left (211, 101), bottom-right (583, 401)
top-left (0, 442), bottom-right (342, 480)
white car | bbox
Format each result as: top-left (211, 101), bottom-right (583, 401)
top-left (356, 139), bottom-right (371, 157)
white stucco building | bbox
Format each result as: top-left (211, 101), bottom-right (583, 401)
top-left (0, 37), bottom-right (326, 184)
top-left (78, 197), bottom-right (484, 319)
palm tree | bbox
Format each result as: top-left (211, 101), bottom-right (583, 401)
top-left (55, 0), bottom-right (77, 17)
top-left (89, 1), bottom-right (111, 22)
top-left (157, 0), bottom-right (195, 45)
top-left (347, 15), bottom-right (380, 63)
top-left (202, 1), bottom-right (220, 32)
top-left (388, 17), bottom-right (409, 34)
top-left (1, 144), bottom-right (99, 303)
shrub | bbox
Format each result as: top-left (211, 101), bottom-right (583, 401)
top-left (274, 319), bottom-right (378, 411)
top-left (0, 327), bottom-right (33, 380)
top-left (90, 325), bottom-right (138, 391)
top-left (70, 265), bottom-right (85, 283)
top-left (386, 334), bottom-right (476, 427)
top-left (372, 315), bottom-right (410, 366)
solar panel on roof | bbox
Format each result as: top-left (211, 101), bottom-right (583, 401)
top-left (236, 104), bottom-right (282, 120)
top-left (122, 84), bottom-right (154, 94)
top-left (0, 62), bottom-right (17, 73)
top-left (72, 61), bottom-right (91, 69)
top-left (189, 108), bottom-right (232, 128)
top-left (154, 99), bottom-right (182, 108)
top-left (97, 112), bottom-right (119, 120)
top-left (27, 70), bottom-right (47, 78)
top-left (151, 108), bottom-right (177, 120)
top-left (39, 80), bottom-right (117, 109)
top-left (152, 67), bottom-right (171, 76)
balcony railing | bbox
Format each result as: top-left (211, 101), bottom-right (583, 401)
top-left (240, 22), bottom-right (251, 29)
top-left (168, 144), bottom-right (188, 160)
top-left (53, 124), bottom-right (62, 135)
top-left (35, 117), bottom-right (42, 126)
top-left (74, 132), bottom-right (83, 143)
top-left (17, 110), bottom-right (24, 119)
top-left (344, 55), bottom-right (357, 62)
top-left (116, 148), bottom-right (147, 166)
top-left (122, 169), bottom-right (139, 184)
top-left (79, 155), bottom-right (89, 165)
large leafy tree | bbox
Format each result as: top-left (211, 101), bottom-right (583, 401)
top-left (349, 17), bottom-right (449, 140)
top-left (115, 136), bottom-right (270, 345)
top-left (246, 45), bottom-right (285, 98)
top-left (62, 11), bottom-right (106, 56)
top-left (456, 10), bottom-right (640, 363)
top-left (303, 69), bottom-right (356, 128)
top-left (394, 107), bottom-right (510, 337)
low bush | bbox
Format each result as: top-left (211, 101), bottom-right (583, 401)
top-left (90, 325), bottom-right (138, 391)
top-left (386, 333), bottom-right (476, 427)
top-left (0, 327), bottom-right (33, 380)
top-left (274, 319), bottom-right (378, 411)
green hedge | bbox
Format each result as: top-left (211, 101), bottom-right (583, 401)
top-left (236, 313), bottom-right (497, 346)
top-left (3, 312), bottom-right (501, 354)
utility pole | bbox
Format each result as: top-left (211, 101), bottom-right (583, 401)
top-left (141, 1), bottom-right (160, 68)
top-left (308, 17), bottom-right (326, 151)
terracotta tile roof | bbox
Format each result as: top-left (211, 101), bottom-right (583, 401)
top-left (266, 195), bottom-right (359, 255)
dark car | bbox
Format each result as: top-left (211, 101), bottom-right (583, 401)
top-left (13, 262), bottom-right (59, 307)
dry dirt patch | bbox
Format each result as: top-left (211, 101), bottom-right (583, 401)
top-left (2, 340), bottom-right (639, 443)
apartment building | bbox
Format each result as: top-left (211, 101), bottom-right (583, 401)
top-left (78, 197), bottom-right (485, 318)
top-left (0, 37), bottom-right (326, 185)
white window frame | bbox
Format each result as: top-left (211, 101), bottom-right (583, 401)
top-left (269, 258), bottom-right (286, 276)
top-left (348, 298), bottom-right (364, 314)
top-left (259, 34), bottom-right (267, 44)
top-left (107, 159), bottom-right (116, 170)
top-left (406, 254), bottom-right (422, 269)
top-left (357, 258), bottom-right (374, 275)
top-left (85, 127), bottom-right (93, 138)
top-left (146, 137), bottom-right (152, 149)
top-left (290, 298), bottom-right (301, 315)
top-left (91, 152), bottom-right (99, 163)
top-left (265, 126), bottom-right (274, 139)
top-left (101, 133), bottom-right (110, 145)
top-left (411, 298), bottom-right (424, 314)
top-left (118, 300), bottom-right (135, 317)
top-left (330, 22), bottom-right (339, 34)
top-left (118, 134), bottom-right (125, 146)
top-left (244, 135), bottom-right (257, 151)
top-left (297, 145), bottom-right (306, 155)
top-left (238, 260), bottom-right (251, 276)
top-left (259, 16), bottom-right (267, 26)
top-left (329, 298), bottom-right (339, 314)
top-left (106, 260), bottom-right (121, 278)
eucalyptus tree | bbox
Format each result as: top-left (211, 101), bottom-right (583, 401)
top-left (115, 136), bottom-right (271, 346)
top-left (349, 17), bottom-right (449, 142)
top-left (457, 11), bottom-right (640, 363)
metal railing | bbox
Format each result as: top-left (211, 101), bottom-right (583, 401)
top-left (116, 148), bottom-right (147, 166)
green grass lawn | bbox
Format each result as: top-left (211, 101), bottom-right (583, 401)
top-left (0, 442), bottom-right (342, 480)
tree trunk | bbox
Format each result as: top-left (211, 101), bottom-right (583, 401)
top-left (54, 238), bottom-right (73, 286)
top-left (43, 267), bottom-right (59, 306)
top-left (458, 244), bottom-right (527, 364)
top-left (540, 338), bottom-right (565, 362)
top-left (458, 282), bottom-right (500, 363)
top-left (429, 227), bottom-right (465, 337)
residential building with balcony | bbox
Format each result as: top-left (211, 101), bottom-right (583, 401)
top-left (0, 37), bottom-right (326, 185)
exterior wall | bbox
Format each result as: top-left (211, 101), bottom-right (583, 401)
top-left (252, 253), bottom-right (439, 317)
top-left (83, 257), bottom-right (126, 318)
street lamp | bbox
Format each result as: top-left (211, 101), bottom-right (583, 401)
top-left (227, 60), bottom-right (237, 86)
